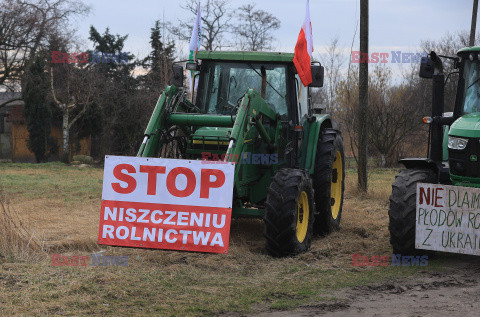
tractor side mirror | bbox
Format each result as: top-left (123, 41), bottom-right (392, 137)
top-left (186, 61), bottom-right (199, 71)
top-left (309, 65), bottom-right (324, 87)
top-left (419, 56), bottom-right (434, 79)
top-left (172, 65), bottom-right (184, 87)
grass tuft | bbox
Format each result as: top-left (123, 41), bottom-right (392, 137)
top-left (0, 191), bottom-right (46, 262)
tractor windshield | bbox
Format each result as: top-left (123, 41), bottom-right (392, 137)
top-left (197, 61), bottom-right (288, 117)
top-left (462, 59), bottom-right (480, 114)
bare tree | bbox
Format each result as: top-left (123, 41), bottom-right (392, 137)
top-left (233, 3), bottom-right (280, 51)
top-left (170, 0), bottom-right (232, 51)
top-left (336, 65), bottom-right (424, 167)
top-left (368, 66), bottom-right (424, 166)
top-left (336, 65), bottom-right (360, 165)
top-left (49, 60), bottom-right (99, 162)
top-left (0, 0), bottom-right (89, 102)
top-left (313, 37), bottom-right (345, 113)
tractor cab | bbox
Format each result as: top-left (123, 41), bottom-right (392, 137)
top-left (169, 51), bottom-right (324, 168)
top-left (188, 51), bottom-right (321, 122)
top-left (445, 47), bottom-right (480, 186)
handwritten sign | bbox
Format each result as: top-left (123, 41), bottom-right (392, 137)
top-left (416, 183), bottom-right (480, 255)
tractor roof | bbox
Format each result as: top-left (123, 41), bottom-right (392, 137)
top-left (457, 46), bottom-right (480, 55)
top-left (196, 51), bottom-right (294, 63)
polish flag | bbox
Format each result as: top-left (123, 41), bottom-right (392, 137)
top-left (293, 0), bottom-right (313, 87)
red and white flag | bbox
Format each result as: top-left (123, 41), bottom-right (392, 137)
top-left (293, 0), bottom-right (314, 87)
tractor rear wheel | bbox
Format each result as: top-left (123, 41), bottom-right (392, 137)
top-left (313, 129), bottom-right (345, 234)
top-left (264, 168), bottom-right (315, 257)
top-left (388, 168), bottom-right (436, 255)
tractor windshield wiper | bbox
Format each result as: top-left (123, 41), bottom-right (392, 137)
top-left (246, 63), bottom-right (285, 99)
top-left (467, 76), bottom-right (480, 90)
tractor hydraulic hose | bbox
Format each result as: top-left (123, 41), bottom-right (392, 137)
top-left (430, 73), bottom-right (445, 163)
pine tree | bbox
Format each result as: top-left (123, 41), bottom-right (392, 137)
top-left (142, 20), bottom-right (175, 91)
top-left (88, 26), bottom-right (135, 77)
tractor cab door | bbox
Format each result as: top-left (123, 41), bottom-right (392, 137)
top-left (295, 75), bottom-right (309, 121)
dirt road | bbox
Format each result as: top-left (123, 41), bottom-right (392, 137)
top-left (252, 256), bottom-right (480, 317)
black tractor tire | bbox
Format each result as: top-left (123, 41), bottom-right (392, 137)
top-left (388, 168), bottom-right (436, 255)
top-left (264, 168), bottom-right (315, 257)
top-left (313, 129), bottom-right (345, 235)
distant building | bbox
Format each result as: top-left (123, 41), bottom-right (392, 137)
top-left (0, 92), bottom-right (90, 162)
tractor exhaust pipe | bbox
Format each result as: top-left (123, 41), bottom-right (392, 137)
top-left (430, 72), bottom-right (445, 162)
top-left (420, 51), bottom-right (445, 163)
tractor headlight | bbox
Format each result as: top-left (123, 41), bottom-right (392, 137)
top-left (448, 136), bottom-right (468, 150)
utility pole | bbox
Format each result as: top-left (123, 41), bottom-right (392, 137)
top-left (358, 0), bottom-right (368, 192)
top-left (470, 0), bottom-right (478, 46)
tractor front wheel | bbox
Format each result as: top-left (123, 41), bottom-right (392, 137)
top-left (264, 168), bottom-right (315, 257)
top-left (388, 168), bottom-right (436, 255)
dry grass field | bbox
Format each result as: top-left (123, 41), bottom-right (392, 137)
top-left (0, 162), bottom-right (450, 315)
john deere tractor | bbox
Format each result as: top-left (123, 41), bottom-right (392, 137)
top-left (389, 47), bottom-right (480, 254)
top-left (137, 51), bottom-right (345, 257)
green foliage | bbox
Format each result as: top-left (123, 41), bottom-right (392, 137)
top-left (73, 102), bottom-right (103, 140)
top-left (84, 25), bottom-right (177, 157)
top-left (88, 26), bottom-right (143, 156)
top-left (141, 20), bottom-right (175, 91)
top-left (88, 26), bottom-right (136, 76)
top-left (22, 53), bottom-right (55, 162)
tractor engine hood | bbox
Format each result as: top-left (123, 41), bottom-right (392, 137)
top-left (449, 113), bottom-right (480, 138)
top-left (189, 127), bottom-right (232, 157)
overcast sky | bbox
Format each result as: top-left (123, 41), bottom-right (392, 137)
top-left (74, 0), bottom-right (476, 63)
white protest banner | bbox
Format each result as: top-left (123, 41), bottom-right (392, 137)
top-left (98, 156), bottom-right (235, 254)
top-left (416, 183), bottom-right (480, 255)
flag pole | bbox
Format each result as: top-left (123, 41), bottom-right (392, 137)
top-left (188, 1), bottom-right (201, 102)
top-left (191, 51), bottom-right (197, 101)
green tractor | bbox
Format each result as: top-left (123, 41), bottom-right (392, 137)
top-left (389, 47), bottom-right (480, 254)
top-left (137, 51), bottom-right (345, 257)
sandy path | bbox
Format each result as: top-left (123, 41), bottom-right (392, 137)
top-left (252, 257), bottom-right (480, 317)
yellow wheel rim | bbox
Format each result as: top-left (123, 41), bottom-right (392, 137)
top-left (330, 151), bottom-right (343, 220)
top-left (296, 191), bottom-right (309, 243)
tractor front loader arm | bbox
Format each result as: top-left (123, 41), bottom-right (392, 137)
top-left (225, 89), bottom-right (280, 163)
top-left (137, 86), bottom-right (179, 157)
top-left (225, 89), bottom-right (282, 212)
